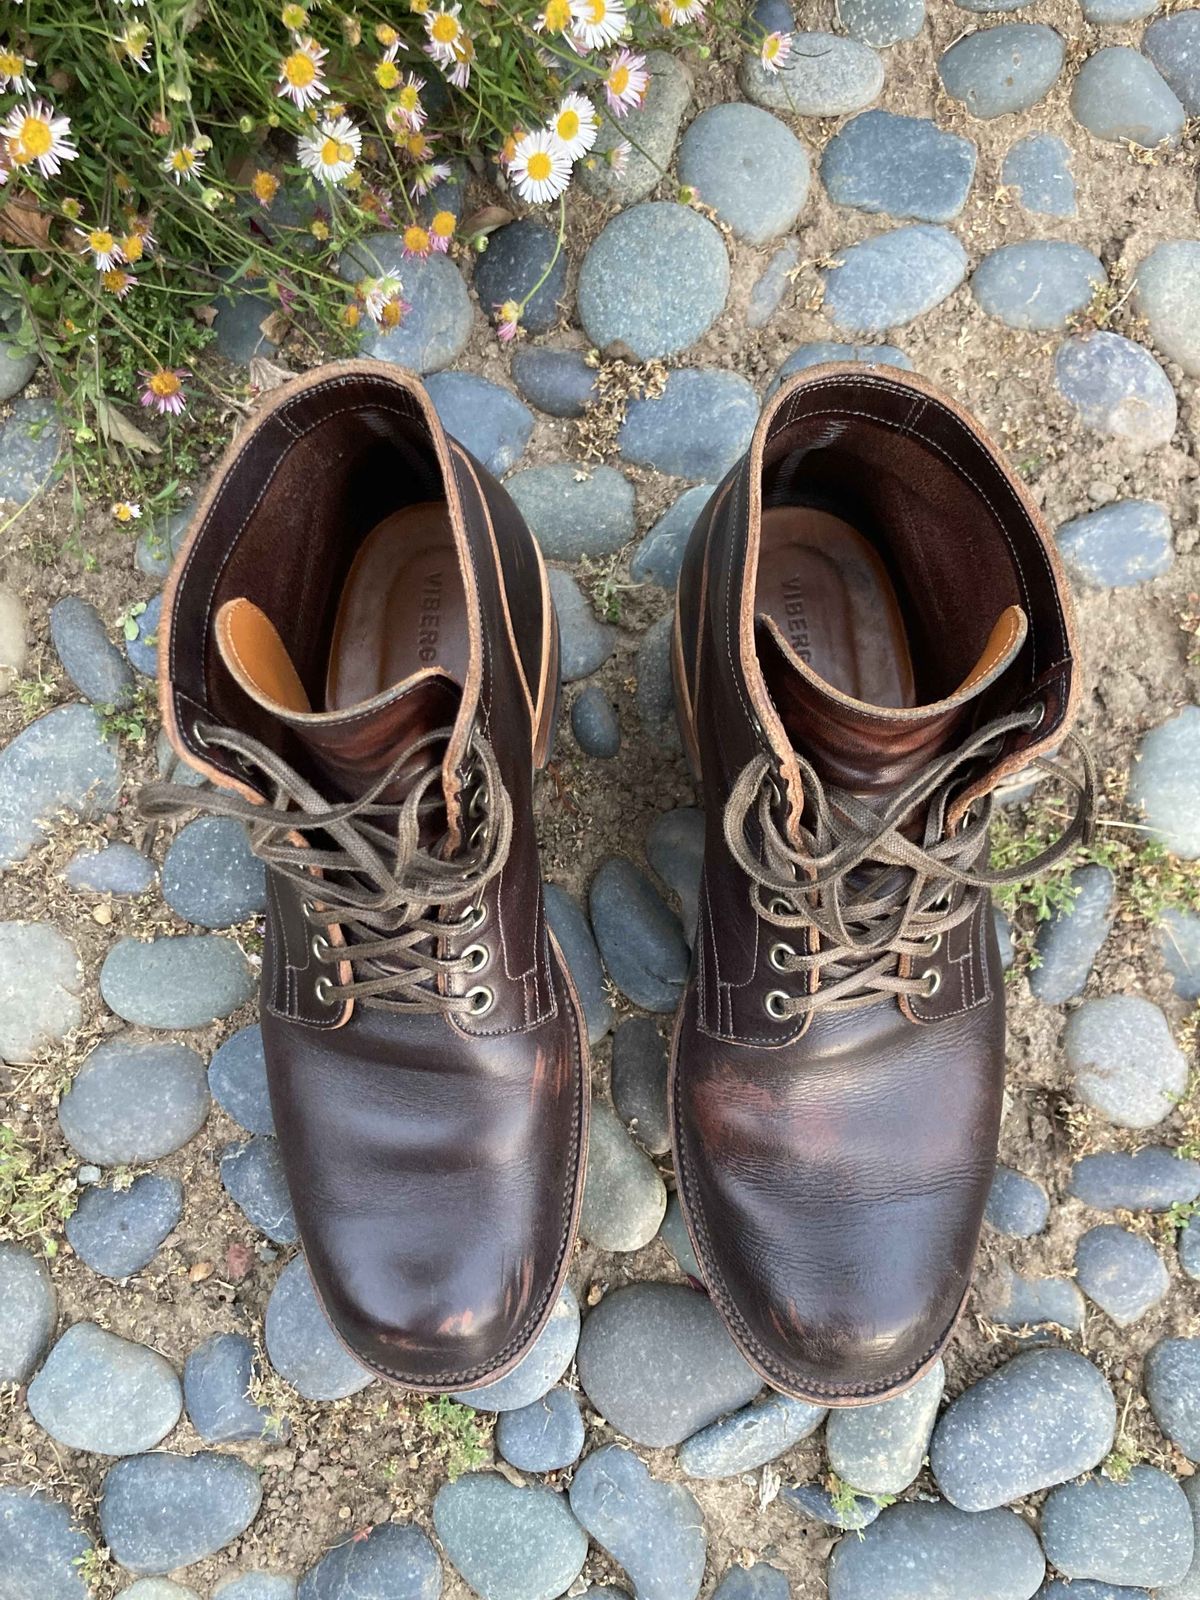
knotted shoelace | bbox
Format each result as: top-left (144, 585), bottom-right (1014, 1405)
top-left (722, 707), bottom-right (1095, 1018)
top-left (141, 722), bottom-right (513, 1015)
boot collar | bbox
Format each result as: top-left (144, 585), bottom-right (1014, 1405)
top-left (736, 363), bottom-right (1081, 834)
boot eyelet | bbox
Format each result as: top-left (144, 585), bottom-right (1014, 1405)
top-left (314, 976), bottom-right (336, 1006)
top-left (768, 779), bottom-right (783, 809)
top-left (468, 785), bottom-right (489, 819)
top-left (764, 989), bottom-right (791, 1020)
top-left (193, 723), bottom-right (212, 750)
top-left (928, 887), bottom-right (952, 912)
top-left (768, 941), bottom-right (795, 972)
top-left (458, 903), bottom-right (487, 931)
top-left (463, 943), bottom-right (489, 974)
top-left (767, 896), bottom-right (792, 919)
top-left (468, 820), bottom-right (490, 849)
top-left (1028, 700), bottom-right (1047, 730)
top-left (302, 897), bottom-right (316, 918)
top-left (921, 932), bottom-right (943, 955)
top-left (311, 934), bottom-right (330, 961)
top-left (466, 984), bottom-right (495, 1017)
top-left (922, 968), bottom-right (942, 998)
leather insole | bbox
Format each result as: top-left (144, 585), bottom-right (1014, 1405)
top-left (326, 504), bottom-right (469, 710)
top-left (755, 506), bottom-right (914, 709)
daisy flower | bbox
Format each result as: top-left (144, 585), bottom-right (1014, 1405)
top-left (445, 33), bottom-right (474, 88)
top-left (111, 500), bottom-right (142, 522)
top-left (162, 144), bottom-right (204, 184)
top-left (509, 129), bottom-right (572, 205)
top-left (277, 35), bottom-right (328, 108)
top-left (424, 5), bottom-right (465, 65)
top-left (139, 367), bottom-right (191, 417)
top-left (400, 128), bottom-right (438, 163)
top-left (250, 169), bottom-right (280, 208)
top-left (361, 273), bottom-right (404, 322)
top-left (387, 74), bottom-right (427, 134)
top-left (297, 115), bottom-right (361, 185)
top-left (121, 216), bottom-right (155, 260)
top-left (409, 158), bottom-right (451, 195)
top-left (376, 292), bottom-right (409, 329)
top-left (660, 0), bottom-right (705, 21)
top-left (495, 300), bottom-right (522, 341)
top-left (604, 48), bottom-right (648, 115)
top-left (2, 100), bottom-right (77, 178)
top-left (76, 226), bottom-right (123, 271)
top-left (376, 22), bottom-right (400, 45)
top-left (118, 23), bottom-right (152, 71)
top-left (570, 0), bottom-right (626, 52)
top-left (375, 42), bottom-right (406, 90)
top-left (0, 45), bottom-right (36, 95)
top-left (402, 222), bottom-right (432, 258)
top-left (760, 29), bottom-right (791, 72)
top-left (534, 0), bottom-right (572, 32)
top-left (547, 91), bottom-right (597, 159)
top-left (429, 208), bottom-right (456, 252)
top-left (607, 139), bottom-right (630, 177)
top-left (100, 268), bottom-right (135, 299)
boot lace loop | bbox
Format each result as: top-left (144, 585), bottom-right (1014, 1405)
top-left (141, 724), bottom-right (513, 1015)
top-left (722, 707), bottom-right (1094, 1019)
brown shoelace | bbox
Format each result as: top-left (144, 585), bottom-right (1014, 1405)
top-left (723, 707), bottom-right (1095, 1018)
top-left (141, 723), bottom-right (513, 1015)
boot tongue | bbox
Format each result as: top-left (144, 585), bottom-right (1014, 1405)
top-left (757, 604), bottom-right (1028, 798)
top-left (214, 598), bottom-right (461, 806)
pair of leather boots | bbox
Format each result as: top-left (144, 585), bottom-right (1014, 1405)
top-left (146, 359), bottom-right (1089, 1405)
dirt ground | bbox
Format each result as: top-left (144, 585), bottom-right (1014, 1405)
top-left (3, 0), bottom-right (1200, 1593)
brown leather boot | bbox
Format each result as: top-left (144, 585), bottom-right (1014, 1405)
top-left (671, 363), bottom-right (1091, 1405)
top-left (145, 360), bottom-right (588, 1392)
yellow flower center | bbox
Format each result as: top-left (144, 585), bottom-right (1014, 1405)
top-left (88, 229), bottom-right (115, 254)
top-left (149, 370), bottom-right (181, 398)
top-left (380, 298), bottom-right (404, 328)
top-left (399, 85), bottom-right (420, 110)
top-left (101, 270), bottom-right (127, 295)
top-left (171, 148), bottom-right (196, 172)
top-left (377, 24), bottom-right (400, 45)
top-left (609, 64), bottom-right (629, 94)
top-left (543, 0), bottom-right (571, 28)
top-left (17, 115), bottom-right (52, 159)
top-left (281, 5), bottom-right (309, 27)
top-left (404, 225), bottom-right (431, 251)
top-left (282, 50), bottom-right (316, 87)
top-left (586, 0), bottom-right (606, 23)
top-left (556, 109), bottom-right (580, 141)
top-left (431, 13), bottom-right (459, 42)
top-left (431, 209), bottom-right (455, 238)
top-left (0, 52), bottom-right (22, 76)
top-left (251, 171), bottom-right (280, 204)
top-left (526, 150), bottom-right (552, 181)
top-left (321, 136), bottom-right (353, 167)
top-left (114, 502), bottom-right (134, 521)
top-left (376, 60), bottom-right (400, 88)
top-left (764, 36), bottom-right (780, 59)
top-left (121, 233), bottom-right (144, 261)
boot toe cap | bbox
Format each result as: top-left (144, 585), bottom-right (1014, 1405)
top-left (318, 1251), bottom-right (554, 1389)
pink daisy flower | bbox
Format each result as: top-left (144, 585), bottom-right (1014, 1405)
top-left (139, 367), bottom-right (190, 416)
